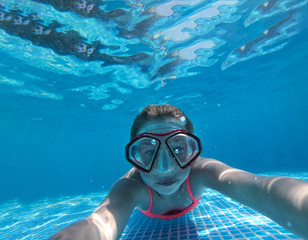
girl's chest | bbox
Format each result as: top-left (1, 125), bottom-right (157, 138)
top-left (150, 184), bottom-right (194, 215)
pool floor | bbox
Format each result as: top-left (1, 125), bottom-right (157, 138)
top-left (1, 172), bottom-right (307, 240)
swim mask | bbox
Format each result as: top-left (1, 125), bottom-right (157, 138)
top-left (125, 130), bottom-right (202, 172)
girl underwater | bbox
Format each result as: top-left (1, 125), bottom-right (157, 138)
top-left (49, 104), bottom-right (308, 240)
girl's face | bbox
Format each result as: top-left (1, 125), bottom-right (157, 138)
top-left (137, 119), bottom-right (191, 196)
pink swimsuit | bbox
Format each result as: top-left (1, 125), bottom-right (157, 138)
top-left (138, 177), bottom-right (201, 219)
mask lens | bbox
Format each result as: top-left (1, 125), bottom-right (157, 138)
top-left (128, 137), bottom-right (159, 171)
top-left (167, 133), bottom-right (200, 167)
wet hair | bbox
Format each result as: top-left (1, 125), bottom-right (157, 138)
top-left (130, 104), bottom-right (194, 139)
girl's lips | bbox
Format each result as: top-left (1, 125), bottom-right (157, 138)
top-left (156, 179), bottom-right (178, 186)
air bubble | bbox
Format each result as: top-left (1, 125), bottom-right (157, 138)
top-left (179, 116), bottom-right (187, 125)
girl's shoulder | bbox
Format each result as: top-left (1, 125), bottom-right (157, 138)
top-left (119, 168), bottom-right (146, 190)
top-left (191, 157), bottom-right (220, 169)
top-left (189, 157), bottom-right (220, 197)
top-left (118, 168), bottom-right (151, 209)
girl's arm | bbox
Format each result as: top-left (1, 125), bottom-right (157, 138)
top-left (48, 178), bottom-right (141, 240)
top-left (197, 158), bottom-right (308, 239)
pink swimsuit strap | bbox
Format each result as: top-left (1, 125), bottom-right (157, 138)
top-left (137, 176), bottom-right (201, 219)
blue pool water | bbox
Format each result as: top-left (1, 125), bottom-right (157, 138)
top-left (0, 0), bottom-right (308, 239)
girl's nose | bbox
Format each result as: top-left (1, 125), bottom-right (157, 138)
top-left (154, 147), bottom-right (177, 173)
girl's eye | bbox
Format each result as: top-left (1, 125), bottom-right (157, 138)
top-left (140, 150), bottom-right (155, 165)
top-left (146, 150), bottom-right (155, 157)
top-left (141, 150), bottom-right (155, 161)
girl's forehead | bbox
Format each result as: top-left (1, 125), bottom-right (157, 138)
top-left (138, 120), bottom-right (186, 134)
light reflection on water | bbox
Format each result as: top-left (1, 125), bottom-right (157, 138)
top-left (0, 0), bottom-right (306, 111)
